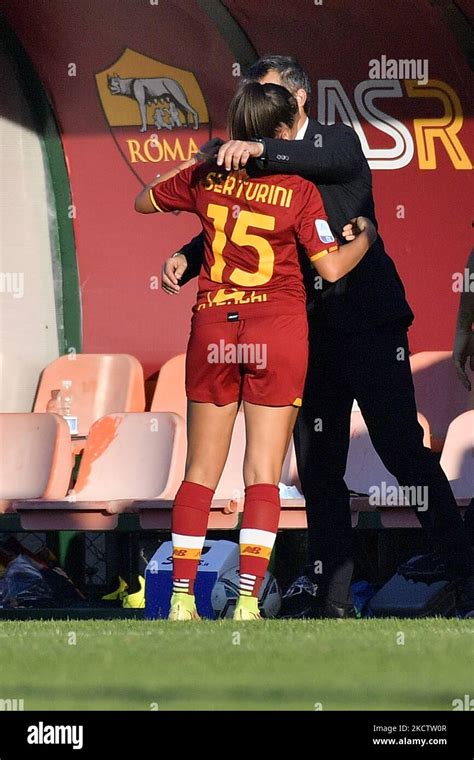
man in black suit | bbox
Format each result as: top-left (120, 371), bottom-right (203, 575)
top-left (162, 56), bottom-right (474, 618)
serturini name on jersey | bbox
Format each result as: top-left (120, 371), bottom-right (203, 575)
top-left (203, 172), bottom-right (293, 208)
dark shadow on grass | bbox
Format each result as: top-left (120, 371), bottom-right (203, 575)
top-left (9, 683), bottom-right (458, 710)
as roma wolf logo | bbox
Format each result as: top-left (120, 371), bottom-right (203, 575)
top-left (95, 48), bottom-right (210, 184)
top-left (106, 73), bottom-right (200, 133)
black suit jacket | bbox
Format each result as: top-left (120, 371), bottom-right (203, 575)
top-left (178, 119), bottom-right (414, 333)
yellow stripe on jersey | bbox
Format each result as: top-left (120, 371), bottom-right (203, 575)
top-left (149, 188), bottom-right (163, 212)
top-left (310, 245), bottom-right (339, 263)
top-left (240, 544), bottom-right (272, 560)
top-left (310, 249), bottom-right (329, 262)
top-left (172, 547), bottom-right (202, 560)
top-left (292, 397), bottom-right (302, 407)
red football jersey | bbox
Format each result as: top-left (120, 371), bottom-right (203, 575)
top-left (150, 162), bottom-right (338, 322)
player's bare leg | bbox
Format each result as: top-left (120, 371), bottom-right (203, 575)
top-left (169, 400), bottom-right (239, 620)
top-left (233, 402), bottom-right (298, 620)
top-left (243, 402), bottom-right (298, 485)
top-left (185, 400), bottom-right (239, 489)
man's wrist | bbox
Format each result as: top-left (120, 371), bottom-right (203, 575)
top-left (252, 139), bottom-right (267, 161)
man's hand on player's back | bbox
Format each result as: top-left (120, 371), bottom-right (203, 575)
top-left (162, 253), bottom-right (188, 295)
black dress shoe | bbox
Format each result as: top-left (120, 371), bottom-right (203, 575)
top-left (315, 599), bottom-right (357, 619)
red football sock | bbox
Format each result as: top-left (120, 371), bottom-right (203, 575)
top-left (239, 483), bottom-right (281, 598)
top-left (172, 480), bottom-right (214, 595)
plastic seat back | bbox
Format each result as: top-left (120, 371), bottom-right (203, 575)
top-left (280, 439), bottom-right (299, 488)
top-left (72, 412), bottom-right (185, 501)
top-left (410, 351), bottom-right (473, 450)
top-left (0, 413), bottom-right (72, 504)
top-left (33, 354), bottom-right (145, 436)
top-left (345, 410), bottom-right (431, 494)
top-left (440, 411), bottom-right (474, 499)
top-left (151, 354), bottom-right (186, 420)
top-left (214, 410), bottom-right (246, 501)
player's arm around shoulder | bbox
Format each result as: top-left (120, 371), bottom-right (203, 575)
top-left (296, 181), bottom-right (376, 282)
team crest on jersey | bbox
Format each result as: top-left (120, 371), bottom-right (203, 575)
top-left (315, 219), bottom-right (335, 244)
top-left (95, 48), bottom-right (210, 182)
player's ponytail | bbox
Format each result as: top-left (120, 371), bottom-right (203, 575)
top-left (227, 82), bottom-right (298, 141)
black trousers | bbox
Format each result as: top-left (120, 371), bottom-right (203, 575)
top-left (294, 320), bottom-right (473, 604)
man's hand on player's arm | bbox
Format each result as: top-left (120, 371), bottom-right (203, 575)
top-left (162, 253), bottom-right (188, 295)
top-left (342, 217), bottom-right (378, 242)
top-left (342, 220), bottom-right (362, 241)
top-left (217, 140), bottom-right (264, 171)
top-left (163, 232), bottom-right (205, 294)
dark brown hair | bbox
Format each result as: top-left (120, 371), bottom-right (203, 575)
top-left (227, 82), bottom-right (298, 140)
top-left (244, 55), bottom-right (311, 115)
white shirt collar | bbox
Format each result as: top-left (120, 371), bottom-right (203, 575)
top-left (296, 116), bottom-right (309, 141)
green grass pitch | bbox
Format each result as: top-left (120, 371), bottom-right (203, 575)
top-left (0, 619), bottom-right (472, 710)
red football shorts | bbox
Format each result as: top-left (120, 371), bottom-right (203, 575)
top-left (185, 312), bottom-right (308, 407)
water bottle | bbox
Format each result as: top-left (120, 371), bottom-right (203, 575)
top-left (46, 381), bottom-right (78, 434)
top-left (46, 389), bottom-right (62, 415)
top-left (61, 379), bottom-right (78, 435)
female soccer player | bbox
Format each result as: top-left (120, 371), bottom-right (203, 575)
top-left (136, 82), bottom-right (376, 620)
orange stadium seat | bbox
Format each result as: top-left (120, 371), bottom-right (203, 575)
top-left (33, 354), bottom-right (146, 452)
top-left (150, 354), bottom-right (448, 531)
top-left (278, 441), bottom-right (306, 528)
top-left (149, 355), bottom-right (240, 528)
top-left (281, 440), bottom-right (300, 489)
top-left (210, 409), bottom-right (245, 529)
top-left (210, 416), bottom-right (307, 530)
top-left (440, 410), bottom-right (474, 504)
top-left (151, 353), bottom-right (187, 420)
top-left (410, 351), bottom-right (473, 452)
top-left (149, 359), bottom-right (305, 528)
top-left (345, 410), bottom-right (431, 528)
top-left (14, 412), bottom-right (184, 530)
top-left (0, 413), bottom-right (72, 514)
top-left (138, 408), bottom-right (244, 530)
top-left (214, 408), bottom-right (246, 503)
